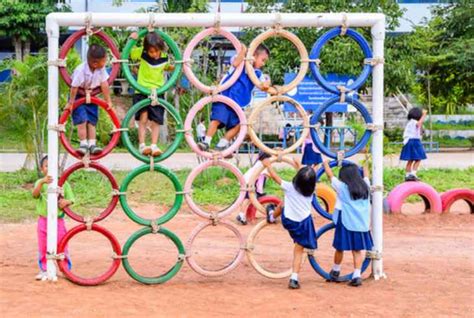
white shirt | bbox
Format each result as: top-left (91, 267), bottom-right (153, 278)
top-left (281, 180), bottom-right (312, 222)
top-left (403, 119), bottom-right (421, 145)
top-left (243, 161), bottom-right (267, 184)
top-left (71, 62), bottom-right (109, 90)
top-left (196, 123), bottom-right (206, 138)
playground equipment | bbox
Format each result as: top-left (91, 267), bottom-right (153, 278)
top-left (441, 189), bottom-right (474, 214)
top-left (45, 12), bottom-right (386, 283)
top-left (387, 182), bottom-right (443, 214)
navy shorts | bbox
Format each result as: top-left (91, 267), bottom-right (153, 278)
top-left (133, 93), bottom-right (165, 125)
top-left (72, 103), bottom-right (98, 126)
top-left (210, 102), bottom-right (240, 131)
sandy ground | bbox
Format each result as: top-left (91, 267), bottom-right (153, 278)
top-left (0, 201), bottom-right (473, 317)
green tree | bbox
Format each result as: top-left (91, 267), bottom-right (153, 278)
top-left (0, 0), bottom-right (70, 60)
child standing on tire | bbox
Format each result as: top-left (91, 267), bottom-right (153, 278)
top-left (66, 44), bottom-right (113, 155)
top-left (400, 107), bottom-right (428, 181)
top-left (130, 31), bottom-right (175, 157)
top-left (263, 163), bottom-right (317, 289)
top-left (323, 160), bottom-right (373, 287)
top-left (32, 156), bottom-right (74, 281)
top-left (198, 44), bottom-right (271, 153)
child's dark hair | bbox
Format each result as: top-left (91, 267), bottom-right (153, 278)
top-left (87, 44), bottom-right (107, 60)
top-left (257, 150), bottom-right (271, 162)
top-left (40, 155), bottom-right (48, 168)
top-left (255, 44), bottom-right (270, 56)
top-left (407, 107), bottom-right (423, 121)
top-left (144, 32), bottom-right (166, 51)
top-left (292, 166), bottom-right (316, 197)
top-left (338, 164), bottom-right (369, 200)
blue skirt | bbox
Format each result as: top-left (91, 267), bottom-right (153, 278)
top-left (333, 212), bottom-right (373, 251)
top-left (281, 209), bottom-right (317, 249)
top-left (400, 139), bottom-right (427, 161)
top-left (302, 143), bottom-right (322, 166)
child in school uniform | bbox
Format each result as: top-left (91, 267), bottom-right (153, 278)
top-left (323, 160), bottom-right (373, 287)
top-left (264, 164), bottom-right (317, 289)
top-left (400, 107), bottom-right (428, 181)
top-left (236, 151), bottom-right (271, 225)
top-left (198, 44), bottom-right (271, 153)
top-left (65, 44), bottom-right (113, 155)
top-left (301, 135), bottom-right (322, 168)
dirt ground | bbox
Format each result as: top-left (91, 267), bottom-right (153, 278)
top-left (1, 201), bottom-right (473, 317)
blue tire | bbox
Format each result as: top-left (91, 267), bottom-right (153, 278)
top-left (310, 96), bottom-right (373, 158)
top-left (309, 27), bottom-right (373, 95)
top-left (308, 222), bottom-right (371, 281)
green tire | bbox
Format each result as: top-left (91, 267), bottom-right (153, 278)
top-left (119, 164), bottom-right (183, 226)
top-left (121, 28), bottom-right (182, 96)
top-left (122, 226), bottom-right (185, 284)
top-left (121, 97), bottom-right (184, 164)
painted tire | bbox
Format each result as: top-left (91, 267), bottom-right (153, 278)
top-left (59, 28), bottom-right (120, 96)
top-left (310, 97), bottom-right (372, 159)
top-left (122, 226), bottom-right (185, 284)
top-left (246, 28), bottom-right (308, 95)
top-left (59, 162), bottom-right (119, 223)
top-left (184, 95), bottom-right (247, 159)
top-left (441, 188), bottom-right (474, 213)
top-left (308, 222), bottom-right (371, 282)
top-left (121, 97), bottom-right (184, 164)
top-left (183, 27), bottom-right (244, 94)
top-left (246, 195), bottom-right (282, 223)
top-left (59, 96), bottom-right (121, 160)
top-left (186, 220), bottom-right (245, 277)
top-left (248, 96), bottom-right (309, 156)
top-left (309, 27), bottom-right (372, 95)
top-left (312, 183), bottom-right (337, 220)
top-left (57, 224), bottom-right (121, 286)
top-left (387, 181), bottom-right (442, 214)
top-left (121, 28), bottom-right (182, 96)
top-left (119, 164), bottom-right (183, 226)
top-left (184, 159), bottom-right (246, 219)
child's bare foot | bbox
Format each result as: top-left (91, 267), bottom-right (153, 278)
top-left (151, 144), bottom-right (163, 157)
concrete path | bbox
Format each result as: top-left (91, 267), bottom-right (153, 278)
top-left (1, 151), bottom-right (473, 172)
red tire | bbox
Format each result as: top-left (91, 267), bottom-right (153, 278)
top-left (59, 28), bottom-right (120, 96)
top-left (387, 181), bottom-right (442, 214)
top-left (57, 224), bottom-right (122, 286)
top-left (441, 188), bottom-right (474, 213)
top-left (246, 195), bottom-right (282, 222)
top-left (59, 161), bottom-right (119, 223)
top-left (59, 96), bottom-right (121, 160)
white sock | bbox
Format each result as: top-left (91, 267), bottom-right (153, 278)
top-left (352, 268), bottom-right (361, 279)
top-left (204, 136), bottom-right (212, 145)
top-left (290, 273), bottom-right (298, 281)
top-left (332, 264), bottom-right (341, 272)
top-left (139, 143), bottom-right (145, 148)
top-left (268, 210), bottom-right (275, 222)
top-left (88, 139), bottom-right (96, 146)
top-left (80, 139), bottom-right (88, 146)
top-left (238, 212), bottom-right (246, 221)
top-left (412, 170), bottom-right (417, 176)
top-left (216, 138), bottom-right (229, 148)
top-left (406, 172), bottom-right (411, 177)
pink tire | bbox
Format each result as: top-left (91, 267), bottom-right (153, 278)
top-left (184, 95), bottom-right (247, 159)
top-left (184, 159), bottom-right (246, 219)
top-left (441, 188), bottom-right (474, 213)
top-left (186, 220), bottom-right (245, 277)
top-left (183, 27), bottom-right (244, 94)
top-left (387, 181), bottom-right (442, 214)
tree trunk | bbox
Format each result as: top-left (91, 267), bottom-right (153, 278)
top-left (12, 36), bottom-right (22, 61)
top-left (23, 40), bottom-right (31, 59)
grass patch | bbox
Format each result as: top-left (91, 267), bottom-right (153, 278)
top-left (1, 166), bottom-right (473, 223)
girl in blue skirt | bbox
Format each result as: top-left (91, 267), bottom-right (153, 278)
top-left (400, 107), bottom-right (428, 181)
top-left (301, 135), bottom-right (323, 168)
top-left (323, 160), bottom-right (373, 287)
top-left (263, 163), bottom-right (317, 289)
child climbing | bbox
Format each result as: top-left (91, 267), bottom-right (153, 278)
top-left (236, 151), bottom-right (271, 225)
top-left (264, 163), bottom-right (317, 289)
top-left (323, 160), bottom-right (373, 287)
top-left (198, 44), bottom-right (271, 153)
top-left (400, 107), bottom-right (428, 181)
top-left (32, 156), bottom-right (74, 281)
top-left (66, 44), bottom-right (113, 155)
top-left (130, 31), bottom-right (175, 156)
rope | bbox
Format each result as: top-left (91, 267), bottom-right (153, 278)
top-left (110, 127), bottom-right (129, 133)
top-left (370, 185), bottom-right (384, 193)
top-left (336, 85), bottom-right (350, 103)
top-left (149, 157), bottom-right (155, 172)
top-left (175, 189), bottom-right (192, 195)
top-left (85, 13), bottom-right (93, 36)
top-left (149, 88), bottom-right (159, 106)
top-left (150, 221), bottom-right (160, 234)
top-left (175, 128), bottom-right (193, 134)
top-left (111, 189), bottom-right (126, 196)
top-left (209, 213), bottom-right (219, 226)
top-left (46, 252), bottom-right (65, 261)
top-left (48, 124), bottom-right (66, 132)
top-left (337, 150), bottom-right (345, 166)
top-left (304, 123), bottom-right (321, 130)
top-left (366, 123), bottom-right (383, 132)
top-left (214, 12), bottom-right (221, 33)
top-left (47, 58), bottom-right (67, 67)
top-left (110, 58), bottom-right (129, 64)
top-left (247, 184), bottom-right (256, 193)
top-left (174, 58), bottom-right (194, 65)
top-left (273, 12), bottom-right (283, 32)
top-left (82, 153), bottom-right (91, 168)
top-left (177, 254), bottom-right (186, 262)
top-left (47, 186), bottom-right (64, 196)
top-left (111, 253), bottom-right (128, 259)
top-left (366, 250), bottom-right (382, 260)
top-left (300, 58), bottom-right (321, 67)
top-left (244, 243), bottom-right (254, 251)
top-left (85, 89), bottom-right (92, 104)
top-left (209, 85), bottom-right (218, 96)
top-left (340, 13), bottom-right (348, 36)
top-left (364, 57), bottom-right (385, 66)
top-left (148, 12), bottom-right (155, 32)
top-left (211, 151), bottom-right (222, 164)
top-left (305, 248), bottom-right (315, 256)
top-left (84, 217), bottom-right (94, 231)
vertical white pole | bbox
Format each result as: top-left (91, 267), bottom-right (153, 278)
top-left (46, 16), bottom-right (60, 281)
top-left (371, 17), bottom-right (386, 280)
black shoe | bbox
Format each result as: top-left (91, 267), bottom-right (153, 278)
top-left (326, 270), bottom-right (340, 282)
top-left (288, 279), bottom-right (300, 289)
top-left (266, 204), bottom-right (276, 224)
top-left (348, 277), bottom-right (362, 287)
top-left (215, 144), bottom-right (233, 159)
top-left (197, 142), bottom-right (209, 151)
top-left (89, 145), bottom-right (103, 155)
top-left (236, 215), bottom-right (247, 225)
top-left (77, 145), bottom-right (89, 155)
top-left (405, 174), bottom-right (417, 182)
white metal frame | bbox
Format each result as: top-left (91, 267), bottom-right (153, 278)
top-left (46, 12), bottom-right (385, 281)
